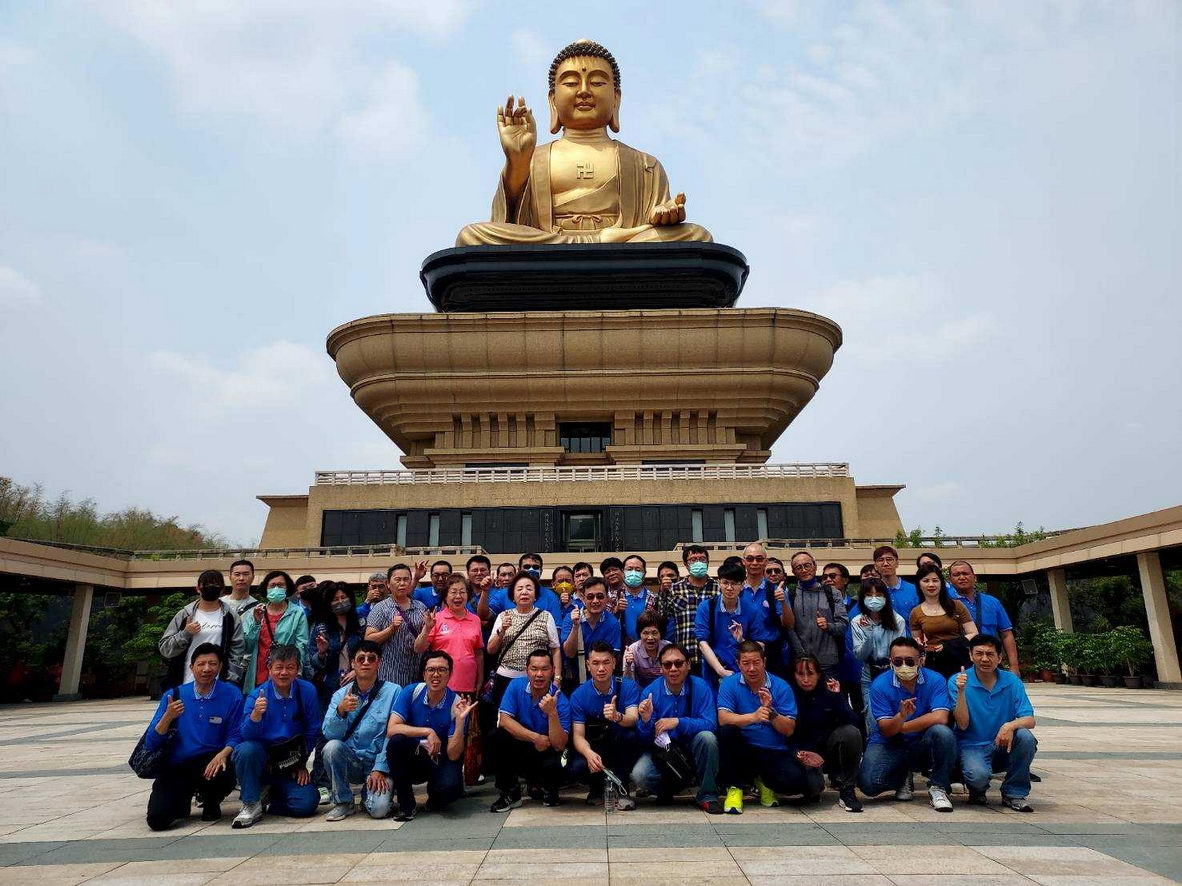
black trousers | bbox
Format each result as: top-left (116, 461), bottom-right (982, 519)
top-left (479, 673), bottom-right (515, 776)
top-left (717, 725), bottom-right (818, 798)
top-left (802, 723), bottom-right (863, 794)
top-left (146, 751), bottom-right (236, 831)
top-left (386, 734), bottom-right (465, 812)
top-left (493, 731), bottom-right (565, 795)
top-left (565, 725), bottom-right (643, 792)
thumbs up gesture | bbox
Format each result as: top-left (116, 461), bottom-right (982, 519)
top-left (251, 693), bottom-right (268, 722)
top-left (955, 666), bottom-right (968, 691)
top-left (603, 694), bottom-right (619, 724)
top-left (638, 696), bottom-right (654, 723)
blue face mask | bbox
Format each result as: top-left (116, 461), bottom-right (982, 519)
top-left (524, 567), bottom-right (540, 578)
top-left (863, 595), bottom-right (886, 612)
top-left (266, 586), bottom-right (287, 604)
top-left (688, 561), bottom-right (709, 579)
top-left (624, 570), bottom-right (645, 588)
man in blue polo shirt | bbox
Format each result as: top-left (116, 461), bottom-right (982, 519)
top-left (873, 545), bottom-right (919, 623)
top-left (632, 643), bottom-right (721, 813)
top-left (386, 650), bottom-right (478, 820)
top-left (696, 561), bottom-right (758, 686)
top-left (948, 561), bottom-right (1021, 678)
top-left (856, 636), bottom-right (956, 812)
top-left (717, 640), bottom-right (818, 813)
top-left (413, 560), bottom-right (453, 610)
top-left (320, 640), bottom-right (398, 822)
top-left (491, 648), bottom-right (571, 812)
top-left (619, 555), bottom-right (653, 645)
top-left (232, 644), bottom-right (322, 828)
top-left (741, 544), bottom-right (791, 676)
top-left (567, 642), bottom-right (642, 808)
top-left (950, 634), bottom-right (1037, 811)
top-left (561, 578), bottom-right (622, 687)
top-left (140, 643), bottom-right (243, 830)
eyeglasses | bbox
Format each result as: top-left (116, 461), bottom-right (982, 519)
top-left (890, 657), bottom-right (918, 667)
top-left (661, 659), bottom-right (688, 669)
top-left (875, 555), bottom-right (897, 564)
top-left (822, 572), bottom-right (842, 580)
top-left (424, 666), bottom-right (451, 675)
top-left (790, 562), bottom-right (814, 571)
top-left (743, 555), bottom-right (766, 563)
top-left (765, 567), bottom-right (784, 575)
top-left (354, 654), bottom-right (379, 664)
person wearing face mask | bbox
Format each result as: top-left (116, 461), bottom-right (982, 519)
top-left (654, 545), bottom-right (717, 672)
top-left (242, 570), bottom-right (310, 693)
top-left (619, 555), bottom-right (652, 645)
top-left (159, 569), bottom-right (246, 689)
top-left (479, 554), bottom-right (563, 626)
top-left (551, 565), bottom-right (579, 620)
top-left (850, 577), bottom-right (908, 733)
top-left (857, 636), bottom-right (957, 813)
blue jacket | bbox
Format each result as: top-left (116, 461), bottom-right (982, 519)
top-left (636, 675), bottom-right (716, 743)
top-left (240, 678), bottom-right (322, 751)
top-left (308, 620), bottom-right (365, 697)
top-left (322, 679), bottom-right (399, 773)
top-left (143, 681), bottom-right (243, 763)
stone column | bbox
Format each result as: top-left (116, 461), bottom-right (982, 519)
top-left (1047, 568), bottom-right (1073, 633)
top-left (1136, 551), bottom-right (1181, 685)
top-left (54, 583), bottom-right (94, 701)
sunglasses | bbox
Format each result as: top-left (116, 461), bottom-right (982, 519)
top-left (822, 572), bottom-right (842, 580)
top-left (660, 659), bottom-right (688, 669)
top-left (765, 567), bottom-right (784, 574)
top-left (354, 654), bottom-right (379, 664)
top-left (890, 657), bottom-right (918, 667)
top-left (585, 593), bottom-right (607, 600)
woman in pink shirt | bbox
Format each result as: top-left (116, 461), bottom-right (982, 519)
top-left (414, 574), bottom-right (484, 695)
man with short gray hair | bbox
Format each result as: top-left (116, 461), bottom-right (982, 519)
top-left (357, 572), bottom-right (388, 625)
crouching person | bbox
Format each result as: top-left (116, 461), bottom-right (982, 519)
top-left (950, 634), bottom-right (1038, 811)
top-left (567, 642), bottom-right (643, 808)
top-left (232, 644), bottom-right (322, 828)
top-left (631, 643), bottom-right (722, 813)
top-left (789, 653), bottom-right (865, 813)
top-left (490, 648), bottom-right (571, 812)
top-left (386, 651), bottom-right (477, 821)
top-left (856, 637), bottom-right (957, 812)
top-left (142, 643), bottom-right (243, 830)
top-left (320, 640), bottom-right (398, 822)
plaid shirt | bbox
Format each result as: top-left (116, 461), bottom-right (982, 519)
top-left (654, 577), bottom-right (719, 668)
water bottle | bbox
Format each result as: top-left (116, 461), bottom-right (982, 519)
top-left (604, 776), bottom-right (618, 813)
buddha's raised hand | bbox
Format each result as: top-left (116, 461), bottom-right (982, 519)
top-left (497, 94), bottom-right (536, 162)
top-left (650, 192), bottom-right (687, 226)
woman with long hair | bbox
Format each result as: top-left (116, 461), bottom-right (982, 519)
top-left (850, 577), bottom-right (907, 732)
top-left (909, 562), bottom-right (978, 677)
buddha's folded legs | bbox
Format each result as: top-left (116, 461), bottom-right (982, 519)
top-left (620, 222), bottom-right (713, 243)
top-left (456, 223), bottom-right (601, 246)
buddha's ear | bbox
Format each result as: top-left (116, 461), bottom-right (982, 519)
top-left (548, 92), bottom-right (561, 134)
top-left (610, 90), bottom-right (621, 132)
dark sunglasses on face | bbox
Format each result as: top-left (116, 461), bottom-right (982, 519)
top-left (661, 659), bottom-right (688, 669)
top-left (765, 567), bottom-right (784, 574)
top-left (890, 657), bottom-right (918, 667)
top-left (354, 654), bottom-right (379, 664)
top-left (585, 593), bottom-right (606, 600)
top-left (823, 572), bottom-right (841, 580)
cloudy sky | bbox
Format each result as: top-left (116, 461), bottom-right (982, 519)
top-left (2, 1), bottom-right (1178, 545)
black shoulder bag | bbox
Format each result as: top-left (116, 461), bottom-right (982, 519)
top-left (265, 687), bottom-right (310, 775)
top-left (128, 689), bottom-right (178, 779)
top-left (480, 608), bottom-right (544, 702)
top-left (341, 680), bottom-right (386, 742)
top-left (650, 678), bottom-right (696, 786)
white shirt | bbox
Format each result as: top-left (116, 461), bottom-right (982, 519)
top-left (184, 607), bottom-right (225, 683)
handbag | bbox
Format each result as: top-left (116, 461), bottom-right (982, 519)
top-left (480, 608), bottom-right (544, 701)
top-left (128, 689), bottom-right (177, 779)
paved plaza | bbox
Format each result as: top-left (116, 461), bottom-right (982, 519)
top-left (0, 685), bottom-right (1179, 885)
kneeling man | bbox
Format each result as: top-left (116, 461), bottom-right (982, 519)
top-left (631, 642), bottom-right (721, 813)
top-left (950, 634), bottom-right (1037, 811)
top-left (320, 640), bottom-right (398, 822)
top-left (387, 650), bottom-right (477, 820)
top-left (567, 641), bottom-right (642, 808)
top-left (856, 637), bottom-right (957, 812)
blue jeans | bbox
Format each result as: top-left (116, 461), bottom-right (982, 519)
top-left (631, 730), bottom-right (719, 803)
top-left (231, 740), bottom-right (319, 816)
top-left (320, 739), bottom-right (394, 818)
top-left (856, 724), bottom-right (956, 795)
top-left (960, 728), bottom-right (1037, 799)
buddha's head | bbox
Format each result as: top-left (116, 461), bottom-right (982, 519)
top-left (547, 39), bottom-right (621, 134)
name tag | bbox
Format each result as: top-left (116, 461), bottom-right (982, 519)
top-left (208, 716), bottom-right (223, 724)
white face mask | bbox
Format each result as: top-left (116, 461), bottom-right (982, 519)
top-left (863, 596), bottom-right (886, 612)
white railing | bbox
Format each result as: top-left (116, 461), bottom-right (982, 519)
top-left (314, 463), bottom-right (852, 486)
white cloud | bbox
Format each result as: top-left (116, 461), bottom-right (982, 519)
top-left (808, 274), bottom-right (998, 366)
top-left (95, 0), bottom-right (472, 156)
top-left (149, 340), bottom-right (334, 417)
top-left (337, 61), bottom-right (428, 160)
top-left (0, 265), bottom-right (42, 306)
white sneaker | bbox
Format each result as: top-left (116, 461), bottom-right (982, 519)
top-left (928, 786), bottom-right (953, 812)
top-left (318, 787), bottom-right (331, 806)
top-left (894, 773), bottom-right (914, 802)
top-left (615, 792), bottom-right (636, 811)
top-left (232, 802), bottom-right (263, 829)
top-left (325, 802), bottom-right (355, 822)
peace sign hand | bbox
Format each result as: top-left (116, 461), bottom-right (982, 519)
top-left (497, 95), bottom-right (536, 162)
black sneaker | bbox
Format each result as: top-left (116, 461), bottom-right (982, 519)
top-left (527, 785), bottom-right (544, 802)
top-left (585, 788), bottom-right (604, 806)
top-left (699, 798), bottom-right (724, 814)
top-left (394, 806), bottom-right (417, 822)
top-left (490, 791), bottom-right (523, 813)
top-left (968, 790), bottom-right (988, 805)
top-left (542, 790), bottom-right (562, 807)
top-left (200, 802), bottom-right (222, 822)
top-left (838, 789), bottom-right (863, 813)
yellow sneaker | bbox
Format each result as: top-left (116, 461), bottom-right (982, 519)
top-left (755, 777), bottom-right (780, 808)
top-left (723, 786), bottom-right (744, 815)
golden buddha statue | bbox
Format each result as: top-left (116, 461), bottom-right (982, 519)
top-left (456, 39), bottom-right (712, 246)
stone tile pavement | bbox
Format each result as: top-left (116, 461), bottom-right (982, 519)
top-left (0, 685), bottom-right (1179, 884)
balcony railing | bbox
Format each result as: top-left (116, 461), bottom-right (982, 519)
top-left (314, 463), bottom-right (852, 486)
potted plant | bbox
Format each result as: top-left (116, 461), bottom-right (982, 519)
top-left (1107, 625), bottom-right (1154, 688)
top-left (1057, 633), bottom-right (1082, 684)
top-left (1023, 623), bottom-right (1062, 683)
top-left (1080, 634), bottom-right (1108, 686)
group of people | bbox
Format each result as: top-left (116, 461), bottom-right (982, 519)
top-left (141, 544), bottom-right (1037, 831)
